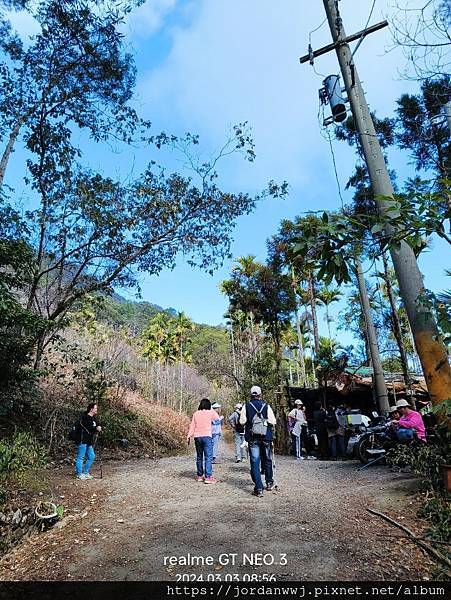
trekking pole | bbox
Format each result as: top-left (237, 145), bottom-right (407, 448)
top-left (271, 442), bottom-right (279, 491)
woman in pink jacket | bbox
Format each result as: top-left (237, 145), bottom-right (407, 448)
top-left (187, 399), bottom-right (220, 484)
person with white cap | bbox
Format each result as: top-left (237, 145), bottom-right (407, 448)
top-left (288, 400), bottom-right (307, 459)
top-left (228, 403), bottom-right (246, 462)
top-left (239, 385), bottom-right (277, 497)
top-left (211, 402), bottom-right (224, 463)
top-left (392, 398), bottom-right (426, 442)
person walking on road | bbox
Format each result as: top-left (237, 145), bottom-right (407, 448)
top-left (187, 399), bottom-right (221, 484)
top-left (288, 399), bottom-right (307, 460)
top-left (239, 385), bottom-right (277, 497)
top-left (211, 402), bottom-right (224, 463)
top-left (313, 401), bottom-right (328, 460)
top-left (75, 403), bottom-right (102, 480)
top-left (326, 405), bottom-right (344, 460)
top-left (228, 403), bottom-right (246, 462)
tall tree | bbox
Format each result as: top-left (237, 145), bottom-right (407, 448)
top-left (0, 0), bottom-right (144, 189)
top-left (379, 252), bottom-right (413, 390)
top-left (396, 77), bottom-right (451, 184)
top-left (174, 311), bottom-right (194, 413)
top-left (318, 286), bottom-right (342, 340)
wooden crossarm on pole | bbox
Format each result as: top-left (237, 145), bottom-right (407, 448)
top-left (299, 20), bottom-right (388, 64)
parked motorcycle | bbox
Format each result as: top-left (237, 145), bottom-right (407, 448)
top-left (354, 422), bottom-right (393, 464)
top-left (344, 410), bottom-right (374, 460)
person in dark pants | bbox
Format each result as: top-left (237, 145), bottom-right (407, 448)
top-left (239, 385), bottom-right (277, 497)
top-left (313, 400), bottom-right (328, 460)
top-left (187, 398), bottom-right (221, 484)
top-left (75, 403), bottom-right (102, 480)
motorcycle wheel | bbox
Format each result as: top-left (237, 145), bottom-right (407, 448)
top-left (355, 436), bottom-right (372, 464)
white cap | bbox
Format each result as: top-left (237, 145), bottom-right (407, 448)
top-left (235, 403), bottom-right (243, 409)
top-left (212, 402), bottom-right (221, 409)
top-left (396, 399), bottom-right (410, 408)
top-left (388, 406), bottom-right (398, 413)
top-left (250, 385), bottom-right (262, 396)
top-left (294, 399), bottom-right (303, 405)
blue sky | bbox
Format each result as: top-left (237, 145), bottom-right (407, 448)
top-left (7, 0), bottom-right (450, 344)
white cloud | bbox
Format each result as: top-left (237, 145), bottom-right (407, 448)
top-left (136, 0), bottom-right (418, 201)
top-left (126, 0), bottom-right (177, 39)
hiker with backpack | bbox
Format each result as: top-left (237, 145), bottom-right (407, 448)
top-left (288, 399), bottom-right (307, 460)
top-left (187, 398), bottom-right (221, 484)
top-left (228, 403), bottom-right (246, 463)
top-left (71, 402), bottom-right (102, 480)
top-left (239, 385), bottom-right (277, 497)
top-left (211, 402), bottom-right (224, 464)
top-left (326, 405), bottom-right (344, 460)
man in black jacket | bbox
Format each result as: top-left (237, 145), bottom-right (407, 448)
top-left (239, 386), bottom-right (277, 497)
top-left (75, 403), bottom-right (102, 480)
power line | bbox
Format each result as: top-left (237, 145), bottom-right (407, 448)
top-left (326, 127), bottom-right (345, 208)
top-left (364, 0), bottom-right (378, 33)
top-left (309, 17), bottom-right (327, 45)
top-left (352, 0), bottom-right (378, 58)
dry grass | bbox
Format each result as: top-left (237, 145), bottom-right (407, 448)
top-left (121, 390), bottom-right (190, 450)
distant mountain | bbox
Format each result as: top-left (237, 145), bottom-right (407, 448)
top-left (96, 295), bottom-right (177, 334)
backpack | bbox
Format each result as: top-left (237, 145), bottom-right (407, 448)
top-left (230, 411), bottom-right (244, 434)
top-left (326, 410), bottom-right (339, 431)
top-left (68, 417), bottom-right (82, 442)
top-left (249, 402), bottom-right (268, 438)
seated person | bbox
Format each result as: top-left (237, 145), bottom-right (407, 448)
top-left (392, 399), bottom-right (426, 442)
top-left (381, 406), bottom-right (400, 441)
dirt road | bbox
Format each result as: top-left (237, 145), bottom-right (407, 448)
top-left (0, 443), bottom-right (436, 581)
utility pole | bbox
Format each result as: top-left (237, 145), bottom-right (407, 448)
top-left (355, 257), bottom-right (389, 413)
top-left (301, 0), bottom-right (451, 406)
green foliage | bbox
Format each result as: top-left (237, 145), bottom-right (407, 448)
top-left (396, 77), bottom-right (451, 179)
top-left (427, 287), bottom-right (451, 348)
top-left (237, 350), bottom-right (280, 405)
top-left (222, 256), bottom-right (296, 360)
top-left (94, 296), bottom-right (170, 335)
top-left (0, 432), bottom-right (47, 481)
top-left (315, 338), bottom-right (350, 384)
top-left (0, 238), bottom-right (48, 408)
top-left (418, 496), bottom-right (451, 543)
top-left (387, 426), bottom-right (450, 492)
top-left (381, 356), bottom-right (404, 372)
top-left (96, 405), bottom-right (144, 447)
top-left (188, 324), bottom-right (231, 384)
top-left (388, 396), bottom-right (451, 552)
top-left (141, 311), bottom-right (194, 364)
top-left (82, 363), bottom-right (110, 406)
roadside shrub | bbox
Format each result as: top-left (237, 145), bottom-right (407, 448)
top-left (96, 404), bottom-right (147, 447)
top-left (387, 430), bottom-right (449, 492)
top-left (0, 432), bottom-right (47, 483)
top-left (418, 496), bottom-right (451, 542)
top-left (387, 400), bottom-right (451, 553)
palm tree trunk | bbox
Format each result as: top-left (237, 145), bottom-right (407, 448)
top-left (355, 257), bottom-right (389, 413)
top-left (294, 302), bottom-right (307, 386)
top-left (179, 340), bottom-right (183, 413)
top-left (308, 272), bottom-right (320, 356)
top-left (326, 304), bottom-right (332, 340)
top-left (0, 120), bottom-right (23, 188)
top-left (381, 252), bottom-right (413, 391)
top-left (229, 324), bottom-right (240, 391)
